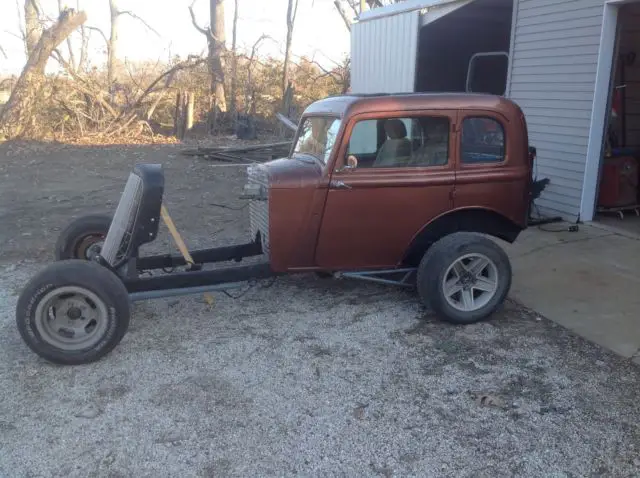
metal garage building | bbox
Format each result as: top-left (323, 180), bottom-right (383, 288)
top-left (350, 0), bottom-right (640, 225)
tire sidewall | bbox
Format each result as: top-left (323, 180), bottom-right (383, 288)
top-left (16, 261), bottom-right (129, 365)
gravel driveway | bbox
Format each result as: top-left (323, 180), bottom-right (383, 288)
top-left (1, 143), bottom-right (639, 477)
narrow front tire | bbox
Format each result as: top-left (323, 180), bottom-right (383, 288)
top-left (16, 260), bottom-right (130, 365)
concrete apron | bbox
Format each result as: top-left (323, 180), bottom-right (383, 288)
top-left (503, 224), bottom-right (640, 363)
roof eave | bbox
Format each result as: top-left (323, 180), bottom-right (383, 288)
top-left (357, 0), bottom-right (466, 22)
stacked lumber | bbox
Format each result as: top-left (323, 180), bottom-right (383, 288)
top-left (181, 141), bottom-right (292, 163)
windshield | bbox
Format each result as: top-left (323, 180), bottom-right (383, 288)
top-left (293, 116), bottom-right (342, 165)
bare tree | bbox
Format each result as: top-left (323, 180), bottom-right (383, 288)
top-left (245, 34), bottom-right (269, 114)
top-left (24, 0), bottom-right (42, 57)
top-left (230, 0), bottom-right (239, 117)
top-left (189, 0), bottom-right (227, 129)
top-left (282, 0), bottom-right (299, 107)
top-left (310, 57), bottom-right (351, 94)
top-left (56, 0), bottom-right (77, 70)
top-left (108, 0), bottom-right (121, 86)
top-left (75, 0), bottom-right (89, 71)
top-left (108, 1), bottom-right (159, 90)
top-left (0, 8), bottom-right (87, 139)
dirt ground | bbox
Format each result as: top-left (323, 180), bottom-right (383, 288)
top-left (1, 143), bottom-right (640, 477)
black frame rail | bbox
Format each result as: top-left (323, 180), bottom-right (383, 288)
top-left (122, 240), bottom-right (275, 301)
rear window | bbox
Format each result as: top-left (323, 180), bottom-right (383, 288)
top-left (461, 117), bottom-right (505, 164)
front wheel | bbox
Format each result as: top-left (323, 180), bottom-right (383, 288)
top-left (55, 214), bottom-right (111, 261)
top-left (417, 232), bottom-right (512, 324)
top-left (16, 260), bottom-right (131, 365)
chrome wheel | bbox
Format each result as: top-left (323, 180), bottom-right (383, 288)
top-left (34, 286), bottom-right (109, 351)
top-left (442, 253), bottom-right (498, 312)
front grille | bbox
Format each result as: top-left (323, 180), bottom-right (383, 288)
top-left (246, 164), bottom-right (270, 257)
top-left (101, 172), bottom-right (144, 266)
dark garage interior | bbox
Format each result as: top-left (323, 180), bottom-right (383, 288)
top-left (415, 0), bottom-right (514, 95)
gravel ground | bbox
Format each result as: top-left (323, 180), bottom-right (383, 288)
top-left (1, 143), bottom-right (640, 477)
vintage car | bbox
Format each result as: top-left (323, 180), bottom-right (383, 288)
top-left (15, 92), bottom-right (535, 365)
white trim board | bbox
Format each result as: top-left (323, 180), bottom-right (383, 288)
top-left (581, 0), bottom-right (640, 222)
top-left (504, 0), bottom-right (519, 97)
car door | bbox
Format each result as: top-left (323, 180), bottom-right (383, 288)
top-left (314, 110), bottom-right (457, 270)
top-left (454, 111), bottom-right (529, 224)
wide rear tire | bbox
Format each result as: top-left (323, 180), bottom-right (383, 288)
top-left (55, 214), bottom-right (111, 261)
top-left (417, 232), bottom-right (512, 324)
top-left (16, 260), bottom-right (130, 365)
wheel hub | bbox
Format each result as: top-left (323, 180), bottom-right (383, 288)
top-left (76, 235), bottom-right (105, 260)
top-left (34, 286), bottom-right (109, 351)
top-left (442, 253), bottom-right (499, 312)
top-left (67, 307), bottom-right (82, 320)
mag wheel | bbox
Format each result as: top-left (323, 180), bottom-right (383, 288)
top-left (417, 232), bottom-right (512, 324)
top-left (16, 260), bottom-right (130, 365)
top-left (55, 214), bottom-right (112, 261)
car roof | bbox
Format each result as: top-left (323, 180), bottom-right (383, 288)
top-left (302, 92), bottom-right (521, 119)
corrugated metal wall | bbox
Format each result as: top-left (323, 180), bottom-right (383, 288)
top-left (351, 10), bottom-right (421, 94)
top-left (507, 0), bottom-right (606, 221)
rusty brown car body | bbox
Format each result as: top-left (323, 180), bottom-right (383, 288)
top-left (16, 93), bottom-right (535, 365)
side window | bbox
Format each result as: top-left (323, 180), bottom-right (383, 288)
top-left (348, 120), bottom-right (378, 155)
top-left (345, 116), bottom-right (450, 169)
top-left (461, 117), bottom-right (505, 164)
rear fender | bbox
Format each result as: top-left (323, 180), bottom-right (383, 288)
top-left (402, 207), bottom-right (523, 267)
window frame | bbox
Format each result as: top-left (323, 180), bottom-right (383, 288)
top-left (332, 109), bottom-right (457, 174)
top-left (458, 113), bottom-right (508, 168)
top-left (292, 114), bottom-right (344, 167)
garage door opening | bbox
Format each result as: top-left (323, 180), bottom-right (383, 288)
top-left (593, 2), bottom-right (640, 236)
top-left (415, 0), bottom-right (513, 95)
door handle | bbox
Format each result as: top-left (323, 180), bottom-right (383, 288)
top-left (330, 180), bottom-right (352, 190)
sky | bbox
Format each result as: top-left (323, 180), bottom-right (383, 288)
top-left (0, 0), bottom-right (352, 75)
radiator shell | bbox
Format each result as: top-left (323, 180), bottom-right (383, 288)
top-left (246, 164), bottom-right (270, 257)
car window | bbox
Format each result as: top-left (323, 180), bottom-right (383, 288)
top-left (293, 116), bottom-right (342, 165)
top-left (348, 120), bottom-right (378, 155)
top-left (346, 116), bottom-right (450, 169)
top-left (461, 117), bottom-right (505, 164)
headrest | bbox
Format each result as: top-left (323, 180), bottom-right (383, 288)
top-left (384, 119), bottom-right (407, 140)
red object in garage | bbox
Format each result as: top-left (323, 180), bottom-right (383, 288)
top-left (597, 156), bottom-right (639, 208)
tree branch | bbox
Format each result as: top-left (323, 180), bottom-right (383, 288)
top-left (51, 48), bottom-right (119, 118)
top-left (129, 56), bottom-right (206, 111)
top-left (118, 10), bottom-right (160, 37)
top-left (84, 25), bottom-right (109, 50)
top-left (188, 0), bottom-right (209, 37)
top-left (292, 0), bottom-right (300, 27)
top-left (333, 0), bottom-right (352, 31)
top-left (345, 0), bottom-right (359, 16)
top-left (0, 45), bottom-right (7, 59)
top-left (58, 0), bottom-right (77, 70)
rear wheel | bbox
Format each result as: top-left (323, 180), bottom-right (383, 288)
top-left (16, 260), bottom-right (130, 365)
top-left (417, 232), bottom-right (512, 324)
top-left (55, 214), bottom-right (111, 261)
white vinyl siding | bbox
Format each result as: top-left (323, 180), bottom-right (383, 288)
top-left (351, 10), bottom-right (421, 94)
top-left (507, 0), bottom-right (606, 220)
